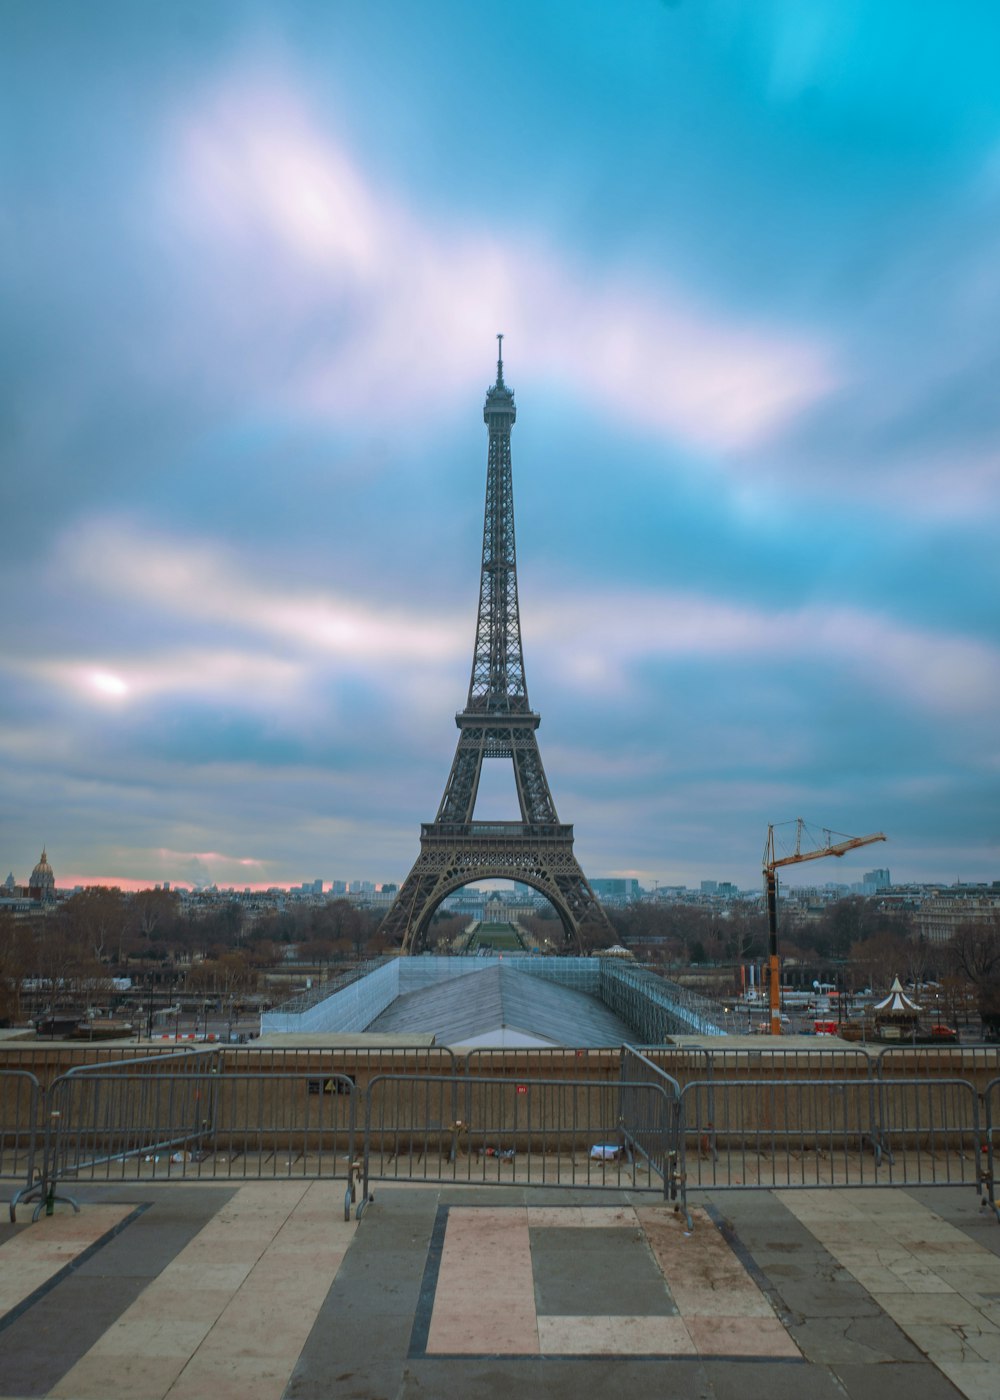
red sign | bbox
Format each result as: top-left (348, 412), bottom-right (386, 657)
top-left (516, 1084), bottom-right (528, 1095)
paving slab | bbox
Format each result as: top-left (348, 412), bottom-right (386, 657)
top-left (0, 1189), bottom-right (235, 1396)
top-left (2, 1181), bottom-right (1000, 1400)
top-left (702, 1358), bottom-right (844, 1400)
top-left (530, 1225), bottom-right (678, 1316)
top-left (787, 1314), bottom-right (928, 1364)
top-left (832, 1361), bottom-right (967, 1400)
top-left (0, 1276), bottom-right (143, 1398)
top-left (902, 1187), bottom-right (1000, 1258)
top-left (400, 1356), bottom-right (715, 1400)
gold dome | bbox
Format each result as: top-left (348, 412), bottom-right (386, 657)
top-left (29, 848), bottom-right (55, 894)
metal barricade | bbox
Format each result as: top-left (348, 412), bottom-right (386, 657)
top-left (875, 1077), bottom-right (983, 1189)
top-left (632, 1046), bottom-right (712, 1089)
top-left (13, 1049), bottom-right (998, 1228)
top-left (463, 1046), bottom-right (616, 1078)
top-left (360, 1074), bottom-right (678, 1213)
top-left (680, 1077), bottom-right (881, 1189)
top-left (984, 1078), bottom-right (1000, 1223)
top-left (0, 1043), bottom-right (203, 1088)
top-left (875, 1046), bottom-right (1000, 1093)
top-left (240, 1044), bottom-right (458, 1077)
top-left (43, 1049), bottom-right (360, 1219)
top-left (620, 1046), bottom-right (685, 1212)
top-left (46, 1048), bottom-right (222, 1191)
top-left (2, 1069), bottom-right (44, 1222)
top-left (702, 1046), bottom-right (875, 1082)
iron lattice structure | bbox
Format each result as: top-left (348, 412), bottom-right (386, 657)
top-left (381, 340), bottom-right (613, 955)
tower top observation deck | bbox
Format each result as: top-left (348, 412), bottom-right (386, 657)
top-left (484, 332), bottom-right (516, 426)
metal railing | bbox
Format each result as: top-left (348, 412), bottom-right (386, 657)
top-left (679, 1075), bottom-right (990, 1199)
top-left (6, 1049), bottom-right (1000, 1229)
top-left (2, 1069), bottom-right (43, 1221)
top-left (638, 1044), bottom-right (1000, 1090)
top-left (0, 1042), bottom-right (203, 1089)
top-left (42, 1049), bottom-right (359, 1215)
top-left (462, 1046), bottom-right (615, 1077)
top-left (360, 1073), bottom-right (680, 1212)
top-left (637, 1044), bottom-right (875, 1087)
top-left (874, 1045), bottom-right (1000, 1082)
top-left (222, 1044), bottom-right (458, 1077)
top-left (985, 1078), bottom-right (1000, 1224)
top-left (681, 1077), bottom-right (881, 1189)
top-left (266, 956), bottom-right (394, 1017)
top-left (620, 1046), bottom-right (684, 1199)
top-left (875, 1078), bottom-right (983, 1186)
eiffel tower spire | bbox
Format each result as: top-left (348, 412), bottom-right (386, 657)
top-left (379, 341), bottom-right (613, 954)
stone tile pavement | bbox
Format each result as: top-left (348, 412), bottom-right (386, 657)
top-left (2, 1180), bottom-right (998, 1399)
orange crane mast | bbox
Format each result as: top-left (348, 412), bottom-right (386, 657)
top-left (763, 819), bottom-right (886, 1037)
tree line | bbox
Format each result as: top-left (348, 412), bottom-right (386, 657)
top-left (0, 888), bottom-right (385, 1022)
top-left (2, 886), bottom-right (998, 1029)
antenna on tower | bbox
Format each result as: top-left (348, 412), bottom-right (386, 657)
top-left (496, 332), bottom-right (504, 385)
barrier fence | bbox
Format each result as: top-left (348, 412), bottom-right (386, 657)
top-left (634, 1044), bottom-right (1000, 1087)
top-left (4, 1049), bottom-right (1000, 1227)
top-left (619, 1046), bottom-right (684, 1197)
top-left (360, 1073), bottom-right (679, 1206)
top-left (0, 1043), bottom-right (202, 1086)
top-left (986, 1078), bottom-right (1000, 1220)
top-left (1, 1069), bottom-right (42, 1217)
top-left (5, 1041), bottom-right (1000, 1087)
top-left (682, 1075), bottom-right (990, 1195)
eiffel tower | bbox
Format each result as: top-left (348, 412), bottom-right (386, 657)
top-left (381, 338), bottom-right (614, 955)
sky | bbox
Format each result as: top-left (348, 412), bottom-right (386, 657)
top-left (2, 1), bottom-right (999, 895)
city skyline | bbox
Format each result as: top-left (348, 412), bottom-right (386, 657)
top-left (3, 4), bottom-right (999, 894)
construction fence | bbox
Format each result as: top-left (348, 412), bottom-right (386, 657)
top-left (2, 1044), bottom-right (999, 1227)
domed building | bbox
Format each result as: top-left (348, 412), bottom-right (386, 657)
top-left (28, 848), bottom-right (56, 903)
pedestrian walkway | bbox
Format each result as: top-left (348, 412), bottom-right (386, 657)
top-left (2, 1181), bottom-right (996, 1399)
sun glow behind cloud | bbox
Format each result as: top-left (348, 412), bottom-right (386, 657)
top-left (25, 521), bottom-right (997, 748)
top-left (89, 670), bottom-right (129, 699)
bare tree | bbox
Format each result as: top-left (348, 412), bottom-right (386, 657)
top-left (947, 917), bottom-right (1000, 1036)
top-left (60, 888), bottom-right (127, 963)
top-left (0, 913), bottom-right (28, 1024)
top-left (948, 917), bottom-right (1000, 985)
top-left (849, 930), bottom-right (908, 991)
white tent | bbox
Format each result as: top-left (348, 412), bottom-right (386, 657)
top-left (873, 976), bottom-right (921, 1016)
top-left (873, 976), bottom-right (922, 1041)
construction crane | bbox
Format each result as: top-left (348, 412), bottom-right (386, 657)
top-left (763, 819), bottom-right (886, 1037)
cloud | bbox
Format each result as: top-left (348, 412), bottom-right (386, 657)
top-left (3, 27), bottom-right (997, 892)
top-left (59, 517), bottom-right (467, 668)
top-left (15, 651), bottom-right (306, 711)
top-left (157, 68), bottom-right (838, 452)
top-left (11, 520), bottom-right (992, 760)
top-left (528, 588), bottom-right (1000, 720)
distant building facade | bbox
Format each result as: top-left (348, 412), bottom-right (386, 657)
top-left (591, 878), bottom-right (642, 905)
top-left (912, 885), bottom-right (1000, 944)
top-left (862, 868), bottom-right (892, 894)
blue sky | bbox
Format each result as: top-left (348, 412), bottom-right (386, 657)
top-left (2, 1), bottom-right (999, 893)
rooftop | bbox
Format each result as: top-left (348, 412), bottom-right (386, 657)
top-left (366, 962), bottom-right (636, 1047)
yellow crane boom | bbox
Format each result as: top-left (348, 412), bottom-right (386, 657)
top-left (763, 820), bottom-right (886, 1036)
